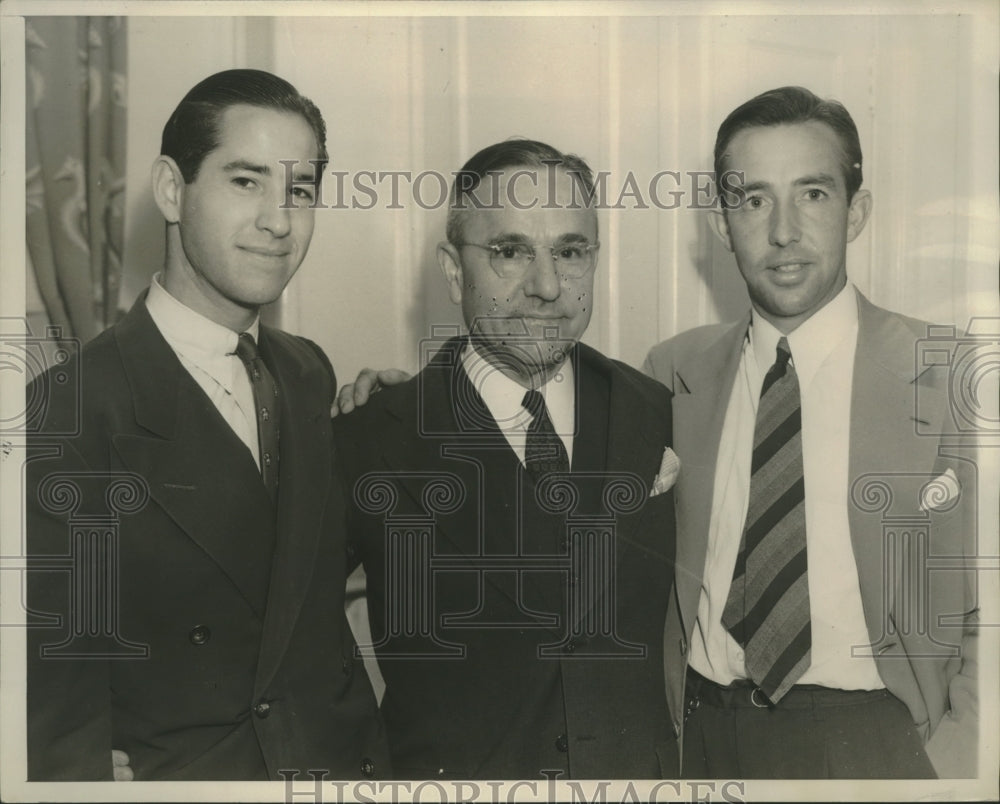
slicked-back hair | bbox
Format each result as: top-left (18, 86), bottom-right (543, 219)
top-left (446, 139), bottom-right (597, 245)
top-left (714, 85), bottom-right (863, 206)
top-left (160, 68), bottom-right (328, 183)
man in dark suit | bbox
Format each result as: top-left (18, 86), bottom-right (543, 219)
top-left (333, 140), bottom-right (678, 779)
top-left (25, 69), bottom-right (387, 781)
top-left (644, 86), bottom-right (978, 778)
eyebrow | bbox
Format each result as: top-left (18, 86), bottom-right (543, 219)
top-left (740, 180), bottom-right (770, 195)
top-left (487, 232), bottom-right (593, 244)
top-left (794, 173), bottom-right (838, 188)
top-left (487, 232), bottom-right (530, 245)
top-left (223, 159), bottom-right (317, 184)
top-left (740, 173), bottom-right (839, 194)
top-left (223, 159), bottom-right (270, 176)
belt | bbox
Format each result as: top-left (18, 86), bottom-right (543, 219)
top-left (685, 667), bottom-right (888, 716)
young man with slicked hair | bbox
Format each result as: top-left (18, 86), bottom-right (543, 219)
top-left (26, 69), bottom-right (387, 781)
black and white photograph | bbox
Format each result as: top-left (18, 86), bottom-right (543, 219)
top-left (1, 1), bottom-right (997, 802)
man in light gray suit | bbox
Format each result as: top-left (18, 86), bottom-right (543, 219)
top-left (644, 85), bottom-right (978, 779)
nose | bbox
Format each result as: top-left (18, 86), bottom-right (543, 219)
top-left (768, 199), bottom-right (801, 247)
top-left (255, 188), bottom-right (292, 238)
top-left (521, 248), bottom-right (561, 302)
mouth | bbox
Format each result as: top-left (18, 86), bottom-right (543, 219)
top-left (766, 261), bottom-right (812, 284)
top-left (768, 261), bottom-right (810, 272)
top-left (519, 315), bottom-right (569, 335)
top-left (239, 246), bottom-right (292, 258)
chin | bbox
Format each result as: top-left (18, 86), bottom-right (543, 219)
top-left (242, 281), bottom-right (293, 306)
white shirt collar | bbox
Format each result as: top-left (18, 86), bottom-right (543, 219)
top-left (460, 340), bottom-right (576, 438)
top-left (146, 273), bottom-right (260, 391)
top-left (749, 283), bottom-right (858, 389)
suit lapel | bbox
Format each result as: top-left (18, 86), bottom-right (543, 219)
top-left (578, 344), bottom-right (668, 546)
top-left (110, 297), bottom-right (276, 617)
top-left (253, 329), bottom-right (335, 693)
top-left (565, 346), bottom-right (673, 631)
top-left (848, 295), bottom-right (948, 641)
top-left (670, 317), bottom-right (748, 633)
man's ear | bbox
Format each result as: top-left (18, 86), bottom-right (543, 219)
top-left (437, 242), bottom-right (464, 305)
top-left (707, 208), bottom-right (735, 252)
top-left (151, 156), bottom-right (186, 224)
top-left (846, 189), bottom-right (873, 242)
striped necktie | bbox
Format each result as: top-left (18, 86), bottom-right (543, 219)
top-left (522, 389), bottom-right (569, 480)
top-left (722, 336), bottom-right (810, 704)
top-left (235, 333), bottom-right (281, 503)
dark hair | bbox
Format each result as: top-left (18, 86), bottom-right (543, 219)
top-left (160, 69), bottom-right (328, 183)
top-left (446, 138), bottom-right (597, 244)
top-left (714, 86), bottom-right (863, 205)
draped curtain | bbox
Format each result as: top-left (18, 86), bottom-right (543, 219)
top-left (26, 17), bottom-right (128, 343)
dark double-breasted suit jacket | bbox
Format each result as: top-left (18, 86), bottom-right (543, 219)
top-left (25, 296), bottom-right (388, 780)
top-left (643, 292), bottom-right (979, 778)
top-left (333, 337), bottom-right (679, 779)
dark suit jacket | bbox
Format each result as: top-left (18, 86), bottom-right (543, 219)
top-left (25, 295), bottom-right (388, 780)
top-left (334, 338), bottom-right (678, 779)
top-left (644, 292), bottom-right (978, 778)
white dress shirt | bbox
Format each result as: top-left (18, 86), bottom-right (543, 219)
top-left (460, 341), bottom-right (576, 467)
top-left (689, 283), bottom-right (884, 691)
top-left (145, 274), bottom-right (262, 470)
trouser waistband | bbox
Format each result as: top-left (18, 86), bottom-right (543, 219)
top-left (685, 666), bottom-right (888, 712)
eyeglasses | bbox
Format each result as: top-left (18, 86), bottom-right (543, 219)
top-left (455, 240), bottom-right (600, 279)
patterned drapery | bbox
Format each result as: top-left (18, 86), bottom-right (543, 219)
top-left (26, 17), bottom-right (128, 343)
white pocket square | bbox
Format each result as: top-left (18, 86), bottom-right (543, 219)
top-left (650, 447), bottom-right (681, 497)
top-left (919, 468), bottom-right (961, 511)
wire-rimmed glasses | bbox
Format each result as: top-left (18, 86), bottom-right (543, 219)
top-left (455, 239), bottom-right (600, 279)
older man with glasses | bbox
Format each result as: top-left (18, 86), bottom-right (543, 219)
top-left (333, 139), bottom-right (680, 779)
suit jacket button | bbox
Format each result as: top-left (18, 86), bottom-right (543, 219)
top-left (253, 700), bottom-right (271, 719)
top-left (555, 734), bottom-right (569, 753)
top-left (189, 625), bottom-right (210, 645)
top-left (678, 637), bottom-right (687, 655)
top-left (360, 758), bottom-right (375, 777)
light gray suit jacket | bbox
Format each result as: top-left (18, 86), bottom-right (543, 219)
top-left (643, 291), bottom-right (978, 778)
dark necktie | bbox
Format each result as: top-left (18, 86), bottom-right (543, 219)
top-left (721, 336), bottom-right (811, 704)
top-left (522, 389), bottom-right (570, 480)
top-left (234, 333), bottom-right (281, 503)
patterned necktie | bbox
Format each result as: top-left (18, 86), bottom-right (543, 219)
top-left (234, 333), bottom-right (281, 503)
top-left (522, 389), bottom-right (570, 480)
top-left (722, 336), bottom-right (810, 704)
